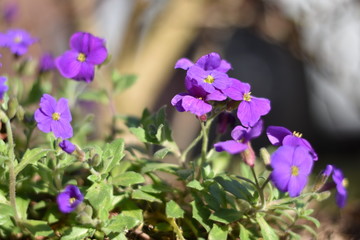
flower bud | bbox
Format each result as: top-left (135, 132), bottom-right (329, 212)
top-left (260, 147), bottom-right (271, 167)
top-left (241, 142), bottom-right (255, 167)
top-left (89, 153), bottom-right (101, 167)
top-left (198, 114), bottom-right (207, 122)
top-left (7, 97), bottom-right (18, 119)
top-left (16, 106), bottom-right (24, 121)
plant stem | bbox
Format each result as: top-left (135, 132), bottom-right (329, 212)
top-left (168, 218), bottom-right (185, 240)
top-left (1, 111), bottom-right (20, 223)
top-left (195, 118), bottom-right (213, 181)
top-left (251, 167), bottom-right (265, 210)
top-left (180, 130), bottom-right (203, 165)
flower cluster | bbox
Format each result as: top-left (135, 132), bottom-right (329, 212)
top-left (172, 52), bottom-right (270, 125)
top-left (173, 52), bottom-right (348, 202)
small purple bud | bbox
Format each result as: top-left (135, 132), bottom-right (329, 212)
top-left (39, 53), bottom-right (55, 73)
top-left (216, 112), bottom-right (235, 134)
top-left (59, 140), bottom-right (76, 154)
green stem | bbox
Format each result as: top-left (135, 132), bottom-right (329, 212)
top-left (195, 118), bottom-right (213, 181)
top-left (250, 167), bottom-right (265, 210)
top-left (1, 111), bottom-right (20, 223)
top-left (180, 130), bottom-right (203, 165)
top-left (168, 218), bottom-right (185, 240)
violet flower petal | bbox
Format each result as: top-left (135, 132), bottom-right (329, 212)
top-left (55, 51), bottom-right (82, 78)
top-left (175, 58), bottom-right (193, 70)
top-left (214, 140), bottom-right (248, 154)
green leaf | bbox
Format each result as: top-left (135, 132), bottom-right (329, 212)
top-left (257, 216), bottom-right (279, 240)
top-left (129, 127), bottom-right (147, 142)
top-left (16, 197), bottom-right (30, 220)
top-left (103, 214), bottom-right (139, 234)
top-left (208, 225), bottom-right (228, 240)
top-left (132, 190), bottom-right (162, 203)
top-left (166, 200), bottom-right (184, 219)
top-left (209, 208), bottom-right (243, 224)
top-left (239, 223), bottom-right (255, 240)
top-left (190, 200), bottom-right (212, 232)
top-left (111, 171), bottom-right (145, 186)
top-left (300, 215), bottom-right (320, 228)
top-left (215, 175), bottom-right (252, 201)
top-left (141, 162), bottom-right (178, 174)
top-left (23, 220), bottom-right (53, 237)
top-left (85, 182), bottom-right (113, 220)
top-left (140, 183), bottom-right (172, 194)
top-left (154, 148), bottom-right (170, 159)
top-left (78, 88), bottom-right (109, 104)
top-left (295, 224), bottom-right (317, 237)
top-left (101, 138), bottom-right (125, 174)
top-left (112, 71), bottom-right (137, 94)
top-left (120, 199), bottom-right (143, 223)
top-left (187, 180), bottom-right (204, 191)
top-left (61, 227), bottom-right (95, 240)
top-left (0, 203), bottom-right (14, 226)
top-left (15, 148), bottom-right (49, 175)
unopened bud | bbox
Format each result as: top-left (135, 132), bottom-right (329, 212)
top-left (7, 97), bottom-right (18, 119)
top-left (198, 114), bottom-right (207, 122)
top-left (16, 106), bottom-right (24, 121)
top-left (241, 142), bottom-right (255, 167)
top-left (260, 148), bottom-right (271, 166)
top-left (216, 112), bottom-right (235, 135)
top-left (89, 153), bottom-right (101, 167)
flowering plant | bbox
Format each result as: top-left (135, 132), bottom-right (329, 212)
top-left (0, 29), bottom-right (347, 239)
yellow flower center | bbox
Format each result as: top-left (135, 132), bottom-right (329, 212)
top-left (77, 53), bottom-right (86, 62)
top-left (293, 131), bottom-right (303, 138)
top-left (14, 36), bottom-right (22, 43)
top-left (52, 112), bottom-right (61, 121)
top-left (69, 197), bottom-right (76, 204)
top-left (342, 178), bottom-right (349, 188)
top-left (204, 75), bottom-right (215, 84)
top-left (291, 166), bottom-right (299, 176)
top-left (243, 92), bottom-right (252, 102)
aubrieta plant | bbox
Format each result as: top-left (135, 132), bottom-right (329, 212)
top-left (0, 28), bottom-right (348, 240)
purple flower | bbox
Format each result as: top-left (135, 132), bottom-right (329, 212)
top-left (2, 3), bottom-right (18, 24)
top-left (175, 52), bottom-right (232, 73)
top-left (59, 140), bottom-right (76, 154)
top-left (2, 29), bottom-right (37, 56)
top-left (171, 80), bottom-right (226, 117)
top-left (271, 145), bottom-right (313, 197)
top-left (56, 32), bottom-right (108, 82)
top-left (186, 65), bottom-right (231, 93)
top-left (266, 126), bottom-right (318, 161)
top-left (57, 185), bottom-right (84, 213)
top-left (34, 94), bottom-right (73, 139)
top-left (222, 78), bottom-right (271, 127)
top-left (0, 77), bottom-right (9, 100)
top-left (39, 53), bottom-right (55, 73)
top-left (214, 119), bottom-right (263, 154)
top-left (321, 165), bottom-right (347, 208)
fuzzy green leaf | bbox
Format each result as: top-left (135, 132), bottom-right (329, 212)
top-left (190, 200), bottom-right (212, 232)
top-left (209, 208), bottom-right (243, 224)
top-left (112, 171), bottom-right (145, 186)
top-left (257, 216), bottom-right (279, 240)
top-left (166, 200), bottom-right (184, 219)
top-left (187, 180), bottom-right (204, 191)
top-left (132, 190), bottom-right (162, 203)
top-left (15, 148), bottom-right (49, 175)
top-left (208, 225), bottom-right (228, 240)
top-left (23, 220), bottom-right (53, 238)
top-left (85, 182), bottom-right (113, 220)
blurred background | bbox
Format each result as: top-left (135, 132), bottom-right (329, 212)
top-left (0, 0), bottom-right (360, 237)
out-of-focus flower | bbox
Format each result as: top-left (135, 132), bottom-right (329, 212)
top-left (266, 126), bottom-right (318, 161)
top-left (34, 94), bottom-right (73, 139)
top-left (39, 53), bottom-right (55, 73)
top-left (56, 185), bottom-right (84, 213)
top-left (2, 29), bottom-right (37, 56)
top-left (175, 52), bottom-right (232, 73)
top-left (59, 140), bottom-right (76, 154)
top-left (2, 3), bottom-right (18, 24)
top-left (271, 145), bottom-right (313, 197)
top-left (56, 32), bottom-right (108, 82)
top-left (0, 77), bottom-right (9, 100)
top-left (223, 78), bottom-right (271, 127)
top-left (321, 164), bottom-right (347, 208)
top-left (214, 119), bottom-right (263, 154)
